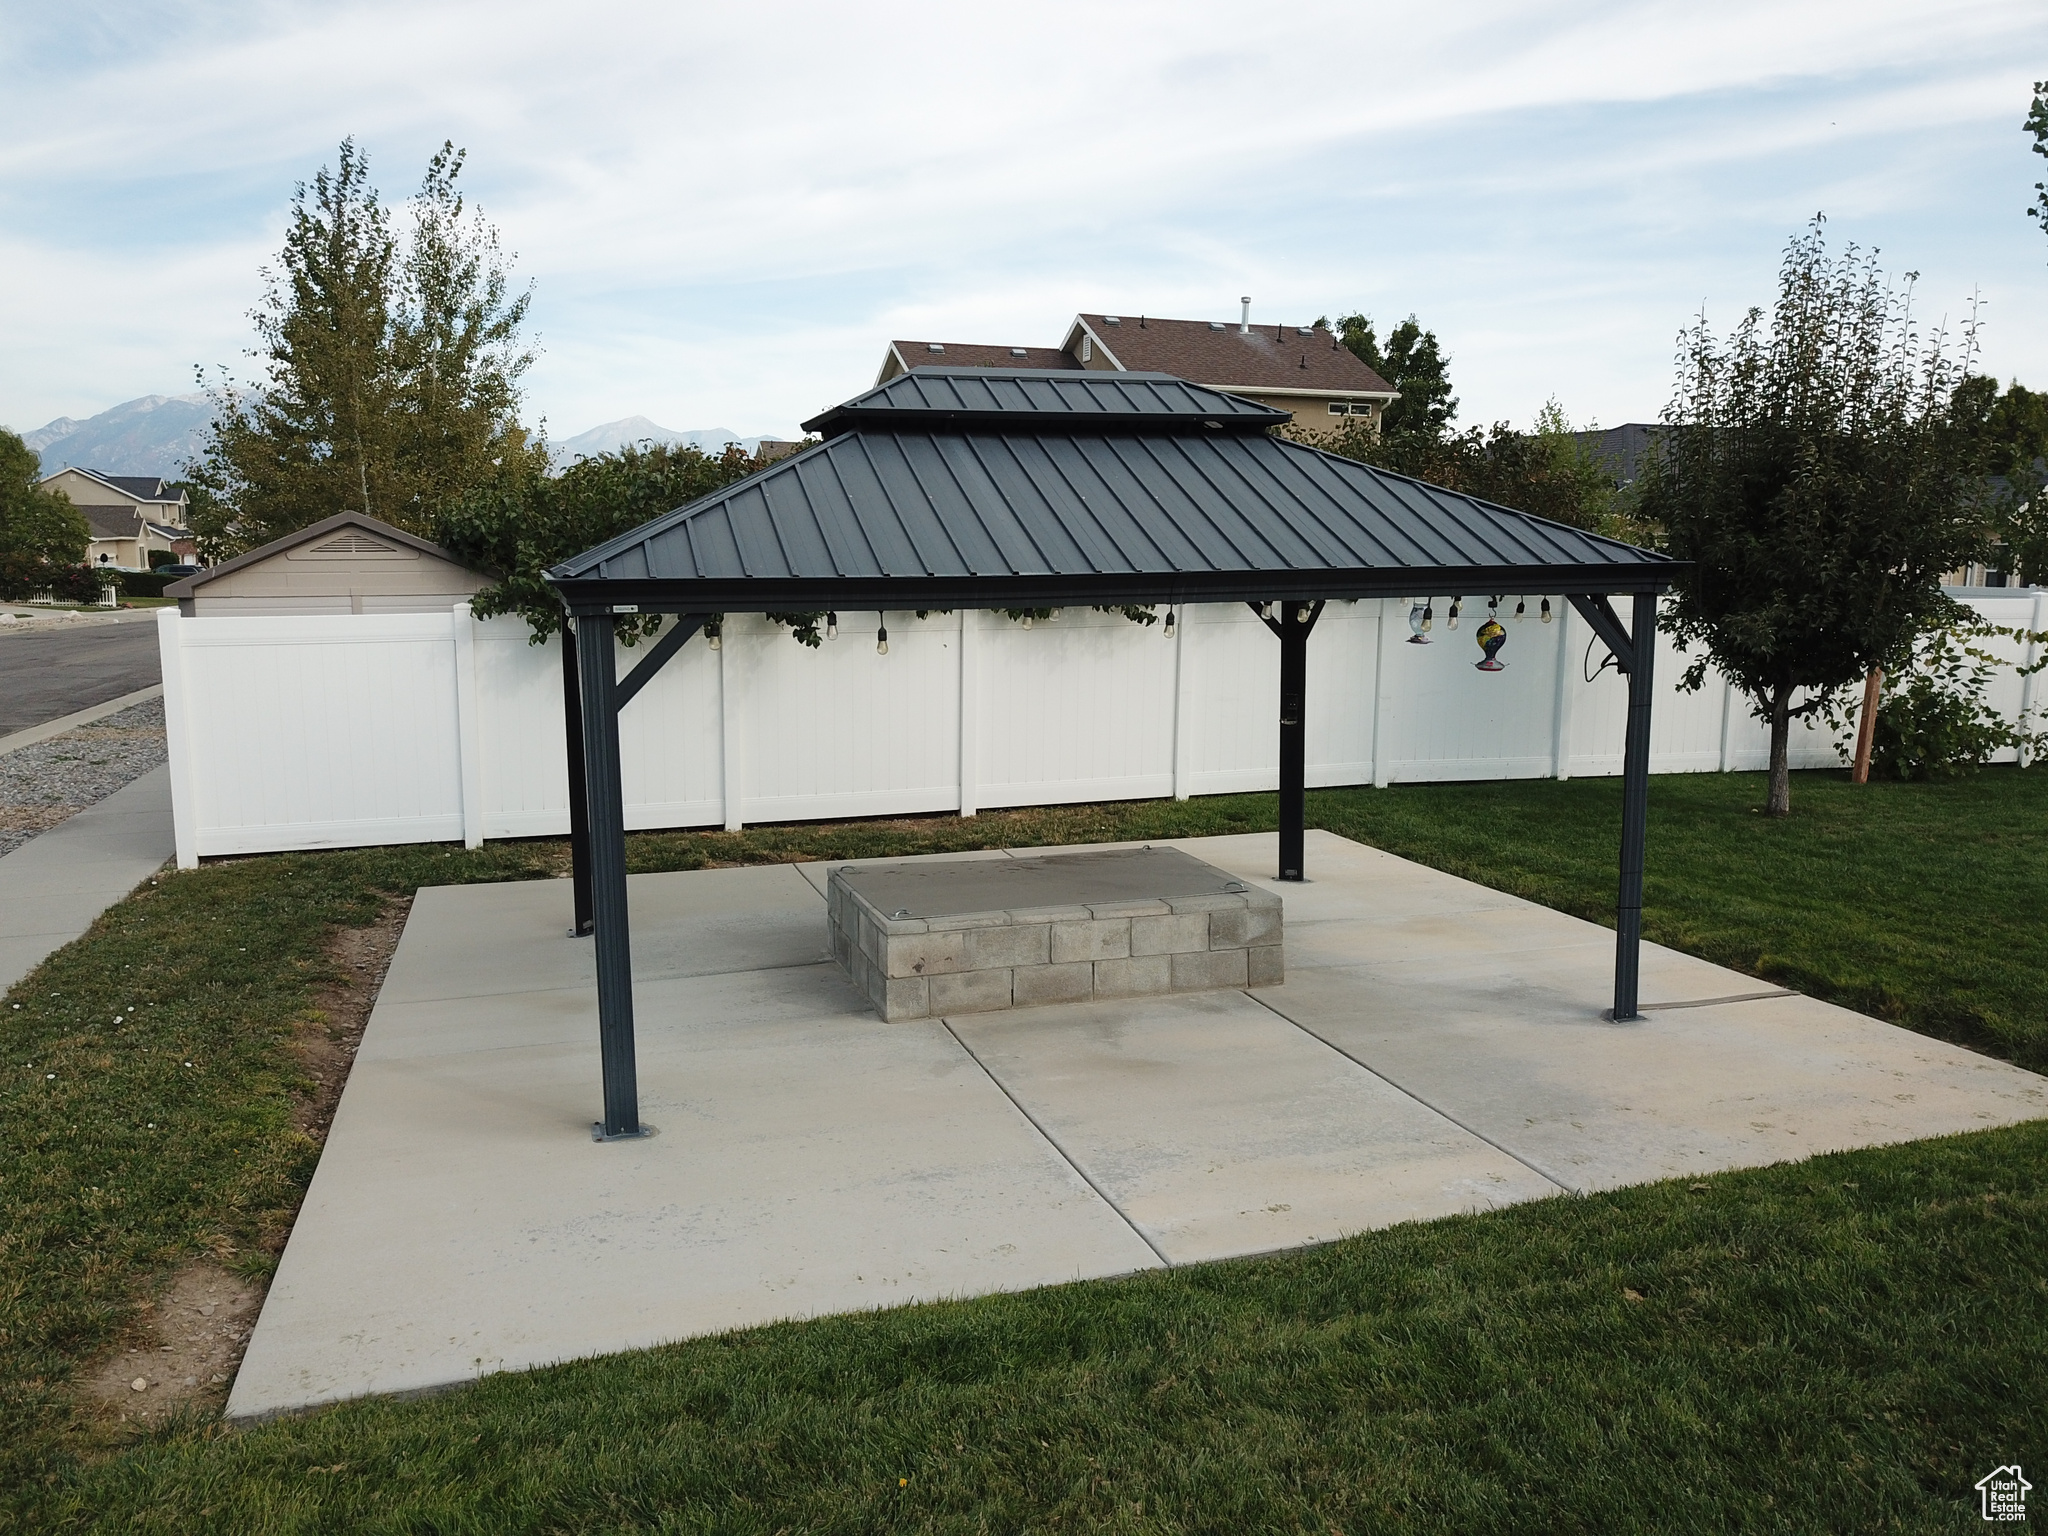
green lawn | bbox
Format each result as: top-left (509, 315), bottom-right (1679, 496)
top-left (3, 767), bottom-right (2045, 1531)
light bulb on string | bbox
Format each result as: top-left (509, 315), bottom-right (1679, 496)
top-left (1020, 614), bottom-right (1033, 630)
top-left (876, 616), bottom-right (889, 656)
top-left (1163, 608), bottom-right (1176, 639)
top-left (1514, 598), bottom-right (1526, 622)
top-left (1295, 602), bottom-right (1311, 623)
top-left (1540, 598), bottom-right (1553, 624)
top-left (1447, 597), bottom-right (1462, 631)
top-left (825, 611), bottom-right (838, 641)
top-left (707, 621), bottom-right (722, 652)
top-left (1421, 601), bottom-right (1434, 634)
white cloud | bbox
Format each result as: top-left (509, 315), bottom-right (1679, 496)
top-left (2, 0), bottom-right (2043, 436)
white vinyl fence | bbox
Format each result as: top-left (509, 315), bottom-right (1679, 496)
top-left (155, 592), bottom-right (2048, 869)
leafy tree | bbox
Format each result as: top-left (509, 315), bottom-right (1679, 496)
top-left (190, 139), bottom-right (543, 559)
top-left (1639, 219), bottom-right (1988, 817)
top-left (1951, 374), bottom-right (2048, 581)
top-left (2028, 80), bottom-right (2048, 248)
top-left (436, 441), bottom-right (760, 642)
top-left (1331, 313), bottom-right (1457, 441)
top-left (0, 429), bottom-right (88, 564)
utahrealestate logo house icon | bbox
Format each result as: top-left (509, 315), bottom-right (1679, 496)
top-left (1977, 1465), bottom-right (2030, 1522)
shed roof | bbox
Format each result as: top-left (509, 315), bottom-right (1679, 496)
top-left (548, 368), bottom-right (1678, 615)
top-left (164, 510), bottom-right (482, 598)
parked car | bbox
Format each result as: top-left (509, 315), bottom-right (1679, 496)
top-left (156, 564), bottom-right (204, 578)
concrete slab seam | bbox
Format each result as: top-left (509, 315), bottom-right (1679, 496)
top-left (1240, 989), bottom-right (1582, 1198)
top-left (937, 1018), bottom-right (1173, 1269)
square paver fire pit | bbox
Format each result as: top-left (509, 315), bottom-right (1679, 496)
top-left (828, 846), bottom-right (1283, 1020)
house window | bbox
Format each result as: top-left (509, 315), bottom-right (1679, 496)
top-left (1328, 403), bottom-right (1346, 415)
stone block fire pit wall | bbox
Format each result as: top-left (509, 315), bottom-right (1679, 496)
top-left (828, 846), bottom-right (1283, 1021)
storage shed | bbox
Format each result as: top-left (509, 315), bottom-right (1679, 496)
top-left (165, 511), bottom-right (489, 616)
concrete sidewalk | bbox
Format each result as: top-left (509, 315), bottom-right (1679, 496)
top-left (228, 830), bottom-right (2048, 1420)
top-left (0, 765), bottom-right (173, 994)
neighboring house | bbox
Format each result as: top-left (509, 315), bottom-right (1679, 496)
top-left (876, 304), bottom-right (1398, 436)
top-left (164, 510), bottom-right (490, 616)
top-left (40, 466), bottom-right (194, 569)
top-left (1572, 424), bottom-right (1661, 486)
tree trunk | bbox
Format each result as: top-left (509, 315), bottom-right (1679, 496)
top-left (1850, 666), bottom-right (1883, 784)
top-left (1767, 682), bottom-right (1793, 816)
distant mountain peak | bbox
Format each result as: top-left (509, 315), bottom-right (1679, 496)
top-left (550, 416), bottom-right (791, 469)
top-left (16, 393), bottom-right (217, 478)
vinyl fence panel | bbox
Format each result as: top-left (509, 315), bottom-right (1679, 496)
top-left (156, 592), bottom-right (2043, 867)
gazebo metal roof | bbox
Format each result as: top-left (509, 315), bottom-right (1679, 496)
top-left (546, 368), bottom-right (1677, 615)
top-left (545, 367), bottom-right (1682, 1142)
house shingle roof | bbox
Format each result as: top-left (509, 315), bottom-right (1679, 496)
top-left (77, 505), bottom-right (145, 539)
top-left (890, 342), bottom-right (1079, 373)
top-left (1076, 315), bottom-right (1396, 396)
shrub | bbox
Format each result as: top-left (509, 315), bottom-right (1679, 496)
top-left (1868, 628), bottom-right (2044, 781)
top-left (116, 569), bottom-right (177, 598)
top-left (0, 555), bottom-right (101, 604)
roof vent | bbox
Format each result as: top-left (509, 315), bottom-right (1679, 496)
top-left (1209, 321), bottom-right (1225, 331)
top-left (1296, 327), bottom-right (1312, 337)
top-left (1104, 315), bottom-right (1121, 323)
top-left (1240, 296), bottom-right (1251, 335)
top-left (927, 343), bottom-right (944, 353)
top-left (1010, 347), bottom-right (1028, 356)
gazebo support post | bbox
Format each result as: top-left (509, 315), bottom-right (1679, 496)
top-left (561, 623), bottom-right (594, 938)
top-left (1255, 600), bottom-right (1324, 881)
top-left (1612, 590), bottom-right (1657, 1022)
top-left (574, 612), bottom-right (645, 1140)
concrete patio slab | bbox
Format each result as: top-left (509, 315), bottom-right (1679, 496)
top-left (231, 960), bottom-right (1160, 1418)
top-left (229, 828), bottom-right (2048, 1421)
top-left (948, 989), bottom-right (1561, 1263)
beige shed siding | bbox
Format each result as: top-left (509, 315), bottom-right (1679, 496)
top-left (183, 534), bottom-right (487, 616)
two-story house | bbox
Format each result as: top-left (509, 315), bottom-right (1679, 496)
top-left (39, 467), bottom-right (196, 570)
top-left (877, 303), bottom-right (1398, 437)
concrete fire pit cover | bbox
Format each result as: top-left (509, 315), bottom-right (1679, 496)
top-left (839, 846), bottom-right (1253, 918)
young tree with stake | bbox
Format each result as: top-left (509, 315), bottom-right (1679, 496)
top-left (1640, 219), bottom-right (1988, 816)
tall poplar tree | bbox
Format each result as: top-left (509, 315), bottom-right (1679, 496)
top-left (190, 139), bottom-right (543, 557)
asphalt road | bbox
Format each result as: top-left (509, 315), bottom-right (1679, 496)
top-left (0, 616), bottom-right (163, 735)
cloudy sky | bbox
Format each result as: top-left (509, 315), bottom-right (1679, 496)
top-left (3, 0), bottom-right (2044, 442)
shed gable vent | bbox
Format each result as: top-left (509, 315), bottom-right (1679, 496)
top-left (289, 526), bottom-right (418, 561)
top-left (316, 532), bottom-right (395, 555)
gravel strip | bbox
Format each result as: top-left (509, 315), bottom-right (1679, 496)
top-left (0, 697), bottom-right (167, 859)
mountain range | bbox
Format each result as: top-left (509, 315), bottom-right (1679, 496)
top-left (9, 397), bottom-right (794, 480)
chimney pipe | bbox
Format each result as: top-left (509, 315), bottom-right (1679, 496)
top-left (1240, 296), bottom-right (1250, 334)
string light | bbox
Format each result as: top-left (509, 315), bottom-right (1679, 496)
top-left (876, 616), bottom-right (889, 656)
top-left (1447, 597), bottom-right (1462, 631)
top-left (825, 611), bottom-right (838, 640)
top-left (1540, 598), bottom-right (1553, 624)
top-left (1421, 601), bottom-right (1434, 633)
top-left (1514, 598), bottom-right (1526, 622)
top-left (1020, 614), bottom-right (1033, 630)
top-left (1163, 608), bottom-right (1176, 639)
top-left (706, 621), bottom-right (722, 652)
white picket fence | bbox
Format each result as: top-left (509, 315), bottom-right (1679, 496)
top-left (154, 592), bottom-right (2048, 869)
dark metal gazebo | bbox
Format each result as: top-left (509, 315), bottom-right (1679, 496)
top-left (547, 368), bottom-right (1682, 1140)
